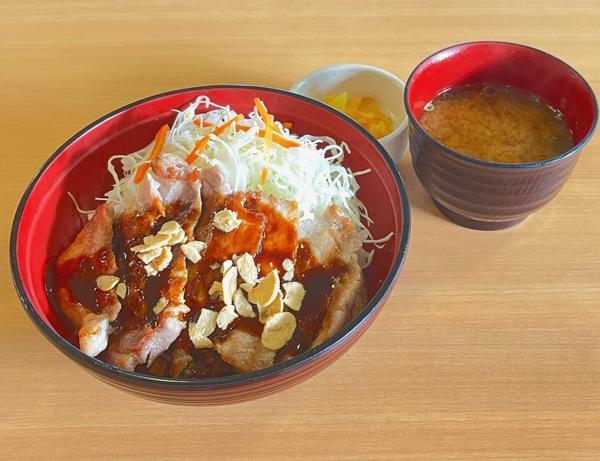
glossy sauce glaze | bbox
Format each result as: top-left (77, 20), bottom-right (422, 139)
top-left (47, 192), bottom-right (349, 378)
top-left (52, 245), bottom-right (115, 318)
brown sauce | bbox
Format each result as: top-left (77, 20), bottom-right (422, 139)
top-left (203, 193), bottom-right (266, 263)
top-left (229, 316), bottom-right (264, 337)
top-left (117, 203), bottom-right (167, 327)
top-left (47, 192), bottom-right (355, 378)
top-left (244, 194), bottom-right (298, 275)
top-left (144, 264), bottom-right (172, 317)
top-left (65, 261), bottom-right (99, 310)
top-left (116, 256), bottom-right (148, 327)
top-left (44, 259), bottom-right (79, 342)
top-left (53, 247), bottom-right (115, 321)
top-left (183, 349), bottom-right (236, 379)
top-left (277, 262), bottom-right (344, 360)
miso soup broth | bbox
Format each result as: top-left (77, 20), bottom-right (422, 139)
top-left (419, 84), bottom-right (574, 164)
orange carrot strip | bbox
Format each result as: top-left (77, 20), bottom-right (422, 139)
top-left (234, 124), bottom-right (300, 147)
top-left (212, 114), bottom-right (243, 136)
top-left (185, 136), bottom-right (210, 164)
top-left (272, 131), bottom-right (300, 148)
top-left (134, 124), bottom-right (169, 184)
top-left (264, 114), bottom-right (274, 150)
top-left (185, 114), bottom-right (244, 164)
top-left (254, 98), bottom-right (269, 120)
top-left (193, 119), bottom-right (215, 127)
top-left (253, 98), bottom-right (282, 134)
top-left (194, 112), bottom-right (297, 146)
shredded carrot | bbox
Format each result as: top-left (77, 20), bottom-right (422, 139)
top-left (212, 113), bottom-right (243, 136)
top-left (134, 124), bottom-right (169, 184)
top-left (253, 98), bottom-right (282, 134)
top-left (232, 123), bottom-right (300, 147)
top-left (264, 114), bottom-right (274, 150)
top-left (259, 167), bottom-right (269, 185)
top-left (185, 137), bottom-right (210, 164)
top-left (271, 131), bottom-right (300, 148)
top-left (254, 98), bottom-right (269, 121)
top-left (283, 122), bottom-right (293, 130)
top-left (193, 119), bottom-right (215, 127)
top-left (185, 114), bottom-right (244, 164)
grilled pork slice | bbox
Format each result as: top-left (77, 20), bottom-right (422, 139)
top-left (208, 202), bottom-right (366, 372)
top-left (180, 191), bottom-right (297, 375)
top-left (215, 329), bottom-right (276, 373)
top-left (311, 255), bottom-right (368, 346)
top-left (168, 167), bottom-right (230, 376)
top-left (106, 155), bottom-right (203, 371)
top-left (56, 203), bottom-right (120, 357)
top-left (107, 303), bottom-right (190, 372)
top-left (152, 153), bottom-right (202, 208)
top-left (57, 203), bottom-right (116, 267)
top-left (169, 346), bottom-right (194, 378)
top-left (148, 254), bottom-right (190, 365)
top-left (186, 166), bottom-right (229, 244)
top-left (105, 252), bottom-right (192, 371)
top-left (300, 205), bottom-right (367, 347)
top-left (78, 313), bottom-right (110, 358)
top-left (298, 204), bottom-right (362, 266)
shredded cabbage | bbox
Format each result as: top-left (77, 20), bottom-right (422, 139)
top-left (101, 96), bottom-right (391, 266)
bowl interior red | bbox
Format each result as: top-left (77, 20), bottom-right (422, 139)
top-left (14, 86), bottom-right (406, 347)
top-left (406, 42), bottom-right (597, 144)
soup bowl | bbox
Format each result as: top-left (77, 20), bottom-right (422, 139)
top-left (10, 85), bottom-right (410, 405)
top-left (405, 41), bottom-right (598, 230)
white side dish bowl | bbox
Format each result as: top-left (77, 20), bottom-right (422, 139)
top-left (290, 64), bottom-right (408, 163)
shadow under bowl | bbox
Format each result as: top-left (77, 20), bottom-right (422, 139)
top-left (10, 85), bottom-right (410, 405)
top-left (404, 41), bottom-right (598, 230)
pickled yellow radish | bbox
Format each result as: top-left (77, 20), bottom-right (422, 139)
top-left (322, 92), bottom-right (393, 139)
top-left (324, 92), bottom-right (348, 112)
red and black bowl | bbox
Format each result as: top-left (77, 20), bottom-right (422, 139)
top-left (405, 41), bottom-right (598, 230)
top-left (10, 85), bottom-right (410, 405)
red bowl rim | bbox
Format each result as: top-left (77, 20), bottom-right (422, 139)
top-left (404, 40), bottom-right (599, 169)
top-left (10, 85), bottom-right (411, 390)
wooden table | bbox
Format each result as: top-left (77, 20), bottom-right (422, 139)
top-left (2, 1), bottom-right (599, 459)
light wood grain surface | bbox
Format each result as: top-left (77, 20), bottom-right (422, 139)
top-left (2, 1), bottom-right (600, 459)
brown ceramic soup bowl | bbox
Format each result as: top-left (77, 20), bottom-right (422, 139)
top-left (405, 41), bottom-right (598, 230)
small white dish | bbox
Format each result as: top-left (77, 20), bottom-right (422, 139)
top-left (290, 64), bottom-right (408, 163)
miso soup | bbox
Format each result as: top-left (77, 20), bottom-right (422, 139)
top-left (419, 84), bottom-right (574, 164)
